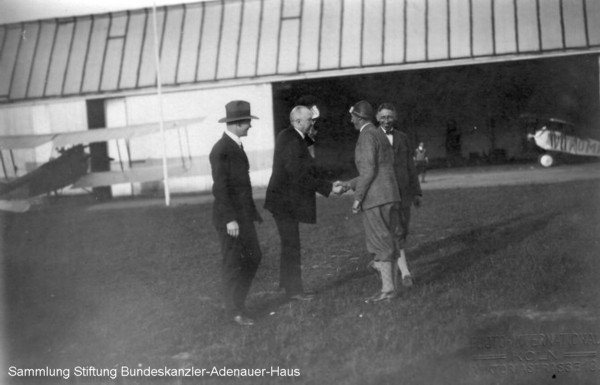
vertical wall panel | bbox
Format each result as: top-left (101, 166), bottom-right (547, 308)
top-left (177, 4), bottom-right (202, 83)
top-left (256, 0), bottom-right (281, 75)
top-left (406, 0), bottom-right (426, 61)
top-left (81, 16), bottom-right (109, 93)
top-left (516, 0), bottom-right (540, 52)
top-left (472, 0), bottom-right (494, 56)
top-left (27, 22), bottom-right (56, 98)
top-left (160, 6), bottom-right (184, 85)
top-left (428, 0), bottom-right (449, 60)
top-left (276, 0), bottom-right (301, 74)
top-left (0, 26), bottom-right (20, 97)
top-left (340, 0), bottom-right (361, 67)
top-left (0, 27), bottom-right (5, 60)
top-left (278, 19), bottom-right (300, 73)
top-left (283, 0), bottom-right (302, 17)
top-left (197, 2), bottom-right (222, 80)
top-left (298, 0), bottom-right (321, 71)
top-left (1, 0), bottom-right (599, 104)
top-left (11, 23), bottom-right (38, 99)
top-left (45, 21), bottom-right (75, 96)
top-left (63, 19), bottom-right (91, 95)
top-left (110, 13), bottom-right (128, 36)
top-left (320, 0), bottom-right (343, 69)
top-left (362, 0), bottom-right (384, 66)
top-left (449, 0), bottom-right (471, 57)
top-left (119, 12), bottom-right (146, 89)
top-left (562, 0), bottom-right (586, 47)
top-left (586, 0), bottom-right (600, 45)
top-left (383, 0), bottom-right (405, 64)
top-left (539, 0), bottom-right (563, 49)
top-left (137, 8), bottom-right (165, 87)
top-left (100, 14), bottom-right (128, 91)
top-left (494, 0), bottom-right (517, 54)
top-left (237, 0), bottom-right (263, 77)
top-left (216, 1), bottom-right (242, 79)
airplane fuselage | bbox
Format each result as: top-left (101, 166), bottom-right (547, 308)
top-left (0, 145), bottom-right (90, 198)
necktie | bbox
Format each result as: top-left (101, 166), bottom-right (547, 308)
top-left (385, 130), bottom-right (393, 136)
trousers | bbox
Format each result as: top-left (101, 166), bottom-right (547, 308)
top-left (273, 216), bottom-right (304, 295)
top-left (362, 202), bottom-right (410, 262)
top-left (216, 220), bottom-right (262, 315)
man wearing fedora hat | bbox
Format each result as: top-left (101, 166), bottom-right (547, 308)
top-left (210, 100), bottom-right (262, 326)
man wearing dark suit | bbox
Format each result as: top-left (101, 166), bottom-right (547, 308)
top-left (377, 103), bottom-right (422, 289)
top-left (264, 105), bottom-right (343, 300)
top-left (209, 100), bottom-right (262, 326)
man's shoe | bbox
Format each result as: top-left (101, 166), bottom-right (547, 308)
top-left (233, 315), bottom-right (255, 326)
top-left (364, 291), bottom-right (396, 303)
top-left (402, 275), bottom-right (414, 287)
top-left (288, 292), bottom-right (315, 301)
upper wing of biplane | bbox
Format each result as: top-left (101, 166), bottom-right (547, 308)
top-left (0, 117), bottom-right (205, 150)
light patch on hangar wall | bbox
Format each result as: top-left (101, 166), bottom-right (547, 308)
top-left (104, 83), bottom-right (274, 195)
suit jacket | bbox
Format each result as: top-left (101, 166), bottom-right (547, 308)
top-left (349, 123), bottom-right (400, 210)
top-left (264, 127), bottom-right (332, 224)
top-left (391, 129), bottom-right (423, 208)
top-left (209, 133), bottom-right (261, 227)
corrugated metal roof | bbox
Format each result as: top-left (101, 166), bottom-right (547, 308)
top-left (0, 0), bottom-right (598, 103)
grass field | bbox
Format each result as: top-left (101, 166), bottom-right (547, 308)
top-left (2, 174), bottom-right (600, 384)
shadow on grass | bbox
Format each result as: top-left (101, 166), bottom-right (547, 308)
top-left (411, 212), bottom-right (561, 285)
top-left (302, 211), bottom-right (562, 300)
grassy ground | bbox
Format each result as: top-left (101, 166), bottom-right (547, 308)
top-left (2, 177), bottom-right (599, 384)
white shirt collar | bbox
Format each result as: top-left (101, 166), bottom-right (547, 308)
top-left (224, 129), bottom-right (243, 147)
top-left (293, 126), bottom-right (305, 139)
top-left (381, 126), bottom-right (394, 145)
top-left (359, 122), bottom-right (370, 132)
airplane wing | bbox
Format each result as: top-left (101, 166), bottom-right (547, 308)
top-left (0, 117), bottom-right (205, 150)
top-left (72, 165), bottom-right (197, 189)
top-left (0, 199), bottom-right (31, 212)
top-left (0, 134), bottom-right (56, 150)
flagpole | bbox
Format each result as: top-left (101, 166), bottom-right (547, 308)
top-left (151, 0), bottom-right (170, 207)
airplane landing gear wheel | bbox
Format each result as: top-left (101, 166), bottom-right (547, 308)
top-left (539, 153), bottom-right (554, 168)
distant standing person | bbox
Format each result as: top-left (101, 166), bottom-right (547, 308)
top-left (414, 141), bottom-right (429, 183)
top-left (264, 105), bottom-right (344, 301)
top-left (209, 100), bottom-right (263, 326)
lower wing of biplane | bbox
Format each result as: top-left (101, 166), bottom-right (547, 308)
top-left (0, 117), bottom-right (205, 212)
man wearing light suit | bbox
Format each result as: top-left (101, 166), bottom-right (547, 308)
top-left (210, 100), bottom-right (263, 326)
top-left (342, 100), bottom-right (415, 302)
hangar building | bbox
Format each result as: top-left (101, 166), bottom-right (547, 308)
top-left (0, 0), bottom-right (599, 197)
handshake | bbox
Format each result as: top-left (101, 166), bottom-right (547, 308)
top-left (332, 180), bottom-right (351, 195)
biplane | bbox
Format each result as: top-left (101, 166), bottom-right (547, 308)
top-left (0, 117), bottom-right (204, 212)
top-left (526, 116), bottom-right (600, 167)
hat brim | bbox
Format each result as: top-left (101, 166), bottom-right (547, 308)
top-left (218, 115), bottom-right (259, 123)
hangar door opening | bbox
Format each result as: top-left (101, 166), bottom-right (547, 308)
top-left (272, 55), bottom-right (599, 179)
